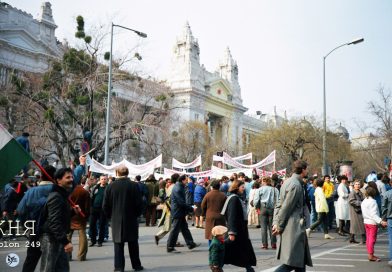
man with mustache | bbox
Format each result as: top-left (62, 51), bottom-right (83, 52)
top-left (39, 167), bottom-right (81, 272)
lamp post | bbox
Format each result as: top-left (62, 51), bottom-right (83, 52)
top-left (322, 38), bottom-right (364, 175)
top-left (104, 23), bottom-right (147, 165)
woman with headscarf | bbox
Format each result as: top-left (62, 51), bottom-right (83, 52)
top-left (221, 180), bottom-right (256, 272)
top-left (348, 180), bottom-right (366, 244)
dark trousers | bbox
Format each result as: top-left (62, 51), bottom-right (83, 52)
top-left (88, 220), bottom-right (109, 239)
top-left (90, 209), bottom-right (107, 244)
top-left (40, 234), bottom-right (69, 272)
top-left (274, 264), bottom-right (306, 272)
top-left (114, 241), bottom-right (141, 271)
top-left (146, 205), bottom-right (157, 226)
top-left (260, 206), bottom-right (276, 245)
top-left (310, 212), bottom-right (328, 234)
top-left (326, 198), bottom-right (335, 229)
top-left (22, 235), bottom-right (41, 272)
top-left (167, 217), bottom-right (194, 248)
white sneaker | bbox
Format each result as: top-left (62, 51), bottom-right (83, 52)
top-left (324, 234), bottom-right (335, 240)
top-left (306, 228), bottom-right (311, 238)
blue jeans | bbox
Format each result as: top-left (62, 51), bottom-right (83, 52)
top-left (310, 203), bottom-right (317, 224)
top-left (388, 219), bottom-right (392, 261)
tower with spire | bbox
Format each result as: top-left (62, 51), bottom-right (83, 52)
top-left (168, 22), bottom-right (204, 92)
top-left (217, 47), bottom-right (242, 105)
top-left (166, 22), bottom-right (251, 153)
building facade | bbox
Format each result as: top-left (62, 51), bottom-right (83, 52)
top-left (0, 2), bottom-right (61, 82)
top-left (167, 23), bottom-right (282, 153)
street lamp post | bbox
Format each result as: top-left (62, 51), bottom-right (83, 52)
top-left (322, 38), bottom-right (364, 175)
top-left (104, 23), bottom-right (147, 165)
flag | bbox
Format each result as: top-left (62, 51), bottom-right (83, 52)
top-left (0, 124), bottom-right (32, 186)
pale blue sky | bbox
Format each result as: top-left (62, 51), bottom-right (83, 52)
top-left (8, 0), bottom-right (392, 137)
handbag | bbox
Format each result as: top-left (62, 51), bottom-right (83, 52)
top-left (150, 184), bottom-right (161, 204)
top-left (151, 196), bottom-right (161, 204)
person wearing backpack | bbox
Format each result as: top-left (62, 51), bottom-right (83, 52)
top-left (16, 165), bottom-right (56, 272)
top-left (253, 176), bottom-right (279, 250)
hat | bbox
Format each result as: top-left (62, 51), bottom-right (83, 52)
top-left (197, 178), bottom-right (205, 185)
top-left (211, 225), bottom-right (228, 236)
top-left (34, 170), bottom-right (40, 176)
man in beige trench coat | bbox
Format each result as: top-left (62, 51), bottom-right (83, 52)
top-left (272, 160), bottom-right (313, 272)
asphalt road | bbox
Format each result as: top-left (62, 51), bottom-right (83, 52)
top-left (0, 224), bottom-right (390, 272)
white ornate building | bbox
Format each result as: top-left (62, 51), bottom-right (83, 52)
top-left (0, 2), bottom-right (62, 83)
top-left (166, 23), bottom-right (283, 153)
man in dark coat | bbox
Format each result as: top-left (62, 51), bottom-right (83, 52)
top-left (40, 167), bottom-right (80, 272)
top-left (89, 175), bottom-right (108, 247)
top-left (272, 160), bottom-right (313, 272)
top-left (103, 166), bottom-right (144, 272)
top-left (166, 174), bottom-right (200, 253)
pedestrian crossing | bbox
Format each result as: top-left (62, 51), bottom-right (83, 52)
top-left (260, 232), bottom-right (390, 272)
top-left (308, 233), bottom-right (389, 271)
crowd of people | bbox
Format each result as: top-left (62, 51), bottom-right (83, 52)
top-left (1, 157), bottom-right (392, 271)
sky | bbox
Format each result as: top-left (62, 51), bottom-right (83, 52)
top-left (8, 0), bottom-right (392, 137)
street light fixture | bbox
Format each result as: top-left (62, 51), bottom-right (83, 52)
top-left (104, 23), bottom-right (147, 165)
top-left (322, 37), bottom-right (364, 175)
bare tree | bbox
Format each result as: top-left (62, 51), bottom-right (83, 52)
top-left (368, 86), bottom-right (392, 160)
top-left (245, 117), bottom-right (352, 175)
top-left (350, 86), bottom-right (392, 177)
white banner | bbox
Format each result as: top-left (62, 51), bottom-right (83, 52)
top-left (256, 168), bottom-right (287, 177)
top-left (88, 155), bottom-right (162, 178)
top-left (172, 155), bottom-right (202, 169)
top-left (163, 168), bottom-right (212, 178)
top-left (222, 150), bottom-right (276, 169)
top-left (163, 167), bottom-right (255, 179)
top-left (213, 152), bottom-right (252, 162)
top-left (210, 166), bottom-right (253, 178)
top-left (125, 154), bottom-right (162, 171)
